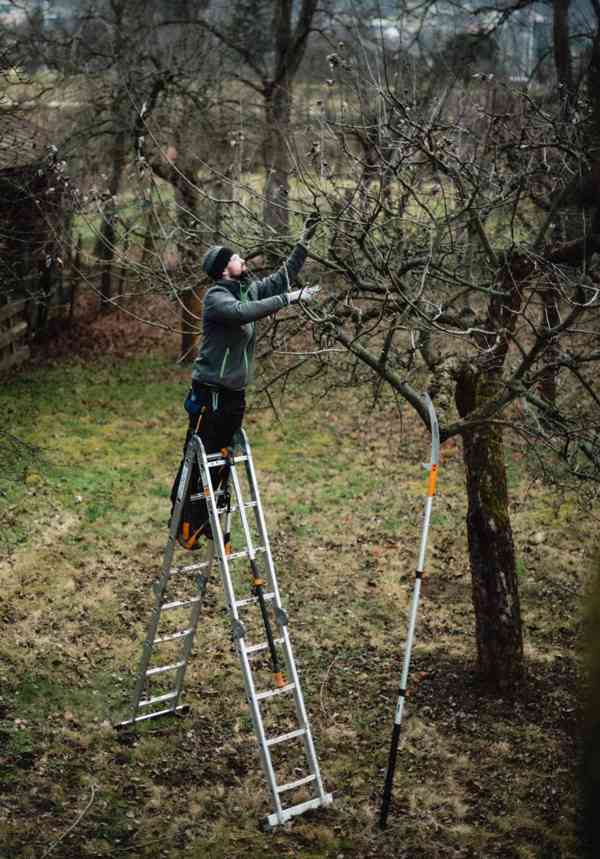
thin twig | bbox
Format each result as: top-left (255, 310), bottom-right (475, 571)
top-left (320, 655), bottom-right (342, 717)
top-left (42, 783), bottom-right (97, 858)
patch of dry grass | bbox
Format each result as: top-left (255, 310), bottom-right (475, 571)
top-left (0, 355), bottom-right (588, 858)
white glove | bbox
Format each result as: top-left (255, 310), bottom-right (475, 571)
top-left (287, 285), bottom-right (321, 304)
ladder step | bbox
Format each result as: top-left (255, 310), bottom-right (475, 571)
top-left (173, 561), bottom-right (212, 574)
top-left (276, 774), bottom-right (316, 794)
top-left (117, 703), bottom-right (189, 727)
top-left (245, 637), bottom-right (284, 655)
top-left (265, 794), bottom-right (333, 829)
top-left (138, 691), bottom-right (178, 708)
top-left (162, 597), bottom-right (201, 611)
top-left (226, 546), bottom-right (266, 562)
top-left (255, 683), bottom-right (296, 702)
top-left (266, 727), bottom-right (307, 747)
top-left (230, 501), bottom-right (258, 511)
top-left (235, 591), bottom-right (275, 608)
top-left (145, 660), bottom-right (186, 676)
top-left (190, 490), bottom-right (228, 502)
top-left (206, 454), bottom-right (248, 468)
top-left (155, 628), bottom-right (193, 644)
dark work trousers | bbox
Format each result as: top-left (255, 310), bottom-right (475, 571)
top-left (170, 383), bottom-right (246, 531)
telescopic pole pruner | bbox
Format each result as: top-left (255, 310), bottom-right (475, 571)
top-left (379, 393), bottom-right (440, 829)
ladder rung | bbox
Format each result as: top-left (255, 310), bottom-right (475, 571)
top-left (145, 660), bottom-right (186, 676)
top-left (245, 637), bottom-right (284, 655)
top-left (173, 561), bottom-right (211, 574)
top-left (226, 546), bottom-right (266, 562)
top-left (276, 774), bottom-right (316, 794)
top-left (138, 691), bottom-right (178, 708)
top-left (117, 703), bottom-right (189, 727)
top-left (190, 490), bottom-right (227, 502)
top-left (265, 793), bottom-right (333, 829)
top-left (235, 591), bottom-right (275, 608)
top-left (230, 501), bottom-right (257, 510)
top-left (155, 628), bottom-right (193, 643)
top-left (255, 683), bottom-right (296, 702)
top-left (206, 454), bottom-right (248, 468)
top-left (162, 597), bottom-right (201, 611)
top-left (266, 727), bottom-right (307, 747)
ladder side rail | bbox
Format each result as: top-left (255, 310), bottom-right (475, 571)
top-left (230, 458), bottom-right (288, 693)
top-left (195, 436), bottom-right (285, 819)
top-left (171, 543), bottom-right (215, 710)
top-left (225, 459), bottom-right (288, 815)
top-left (228, 462), bottom-right (258, 561)
top-left (239, 430), bottom-right (284, 605)
top-left (127, 437), bottom-right (197, 721)
top-left (239, 431), bottom-right (330, 803)
top-left (276, 623), bottom-right (330, 801)
top-left (195, 438), bottom-right (243, 624)
top-left (236, 635), bottom-right (286, 822)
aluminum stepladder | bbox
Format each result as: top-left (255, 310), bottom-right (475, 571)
top-left (118, 428), bottom-right (333, 829)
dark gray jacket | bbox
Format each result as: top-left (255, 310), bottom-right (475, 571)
top-left (192, 243), bottom-right (307, 391)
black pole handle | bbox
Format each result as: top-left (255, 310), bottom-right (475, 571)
top-left (250, 559), bottom-right (285, 687)
top-left (380, 721), bottom-right (401, 829)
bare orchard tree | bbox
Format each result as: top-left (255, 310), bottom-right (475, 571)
top-left (269, 47), bottom-right (600, 693)
top-left (192, 0), bottom-right (321, 234)
top-left (14, 0), bottom-right (238, 358)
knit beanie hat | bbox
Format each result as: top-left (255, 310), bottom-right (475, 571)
top-left (202, 245), bottom-right (234, 280)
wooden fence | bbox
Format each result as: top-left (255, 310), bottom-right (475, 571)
top-left (0, 274), bottom-right (76, 376)
top-left (0, 300), bottom-right (29, 375)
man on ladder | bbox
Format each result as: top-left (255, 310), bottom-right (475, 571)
top-left (172, 213), bottom-right (321, 550)
top-left (121, 213), bottom-right (333, 828)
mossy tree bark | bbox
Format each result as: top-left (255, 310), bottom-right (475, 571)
top-left (453, 253), bottom-right (530, 692)
top-left (456, 367), bottom-right (524, 691)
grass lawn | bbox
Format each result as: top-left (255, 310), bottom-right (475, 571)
top-left (0, 338), bottom-right (589, 858)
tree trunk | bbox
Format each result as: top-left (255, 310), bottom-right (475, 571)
top-left (456, 367), bottom-right (525, 692)
top-left (147, 142), bottom-right (205, 363)
top-left (263, 81), bottom-right (291, 233)
top-left (553, 0), bottom-right (574, 115)
top-left (179, 178), bottom-right (222, 360)
top-left (68, 234), bottom-right (82, 325)
top-left (139, 213), bottom-right (155, 270)
top-left (539, 280), bottom-right (561, 405)
top-left (588, 28), bottom-right (600, 148)
top-left (95, 130), bottom-right (126, 312)
top-left (174, 167), bottom-right (203, 362)
top-left (180, 287), bottom-right (203, 362)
